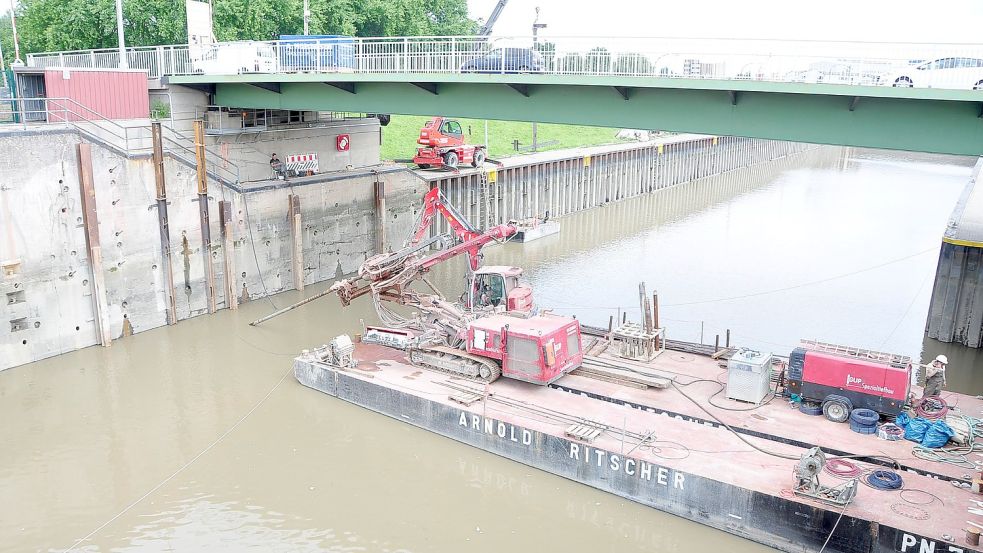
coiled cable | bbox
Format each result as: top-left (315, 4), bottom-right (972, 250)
top-left (866, 470), bottom-right (903, 490)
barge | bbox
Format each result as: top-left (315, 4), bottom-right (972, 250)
top-left (294, 339), bottom-right (983, 553)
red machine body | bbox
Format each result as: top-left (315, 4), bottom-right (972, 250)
top-left (413, 117), bottom-right (486, 170)
top-left (467, 314), bottom-right (583, 385)
top-left (787, 347), bottom-right (911, 417)
top-left (329, 185), bottom-right (583, 385)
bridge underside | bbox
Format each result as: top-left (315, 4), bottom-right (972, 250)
top-left (167, 74), bottom-right (983, 156)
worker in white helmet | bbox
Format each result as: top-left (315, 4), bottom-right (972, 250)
top-left (922, 354), bottom-right (948, 398)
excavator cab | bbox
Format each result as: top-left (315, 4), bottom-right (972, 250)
top-left (469, 266), bottom-right (533, 314)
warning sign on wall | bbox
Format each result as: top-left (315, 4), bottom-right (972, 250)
top-left (286, 153), bottom-right (319, 174)
top-left (336, 134), bottom-right (351, 152)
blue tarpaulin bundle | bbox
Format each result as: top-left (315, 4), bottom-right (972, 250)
top-left (897, 413), bottom-right (932, 442)
top-left (893, 412), bottom-right (954, 448)
top-left (920, 419), bottom-right (955, 449)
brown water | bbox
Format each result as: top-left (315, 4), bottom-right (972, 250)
top-left (1, 147), bottom-right (979, 552)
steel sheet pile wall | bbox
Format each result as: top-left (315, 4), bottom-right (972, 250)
top-left (426, 137), bottom-right (811, 237)
top-left (926, 158), bottom-right (983, 348)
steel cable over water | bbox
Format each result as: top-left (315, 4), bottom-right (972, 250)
top-left (60, 364), bottom-right (295, 552)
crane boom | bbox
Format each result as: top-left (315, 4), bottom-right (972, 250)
top-left (328, 185), bottom-right (515, 337)
top-left (478, 0), bottom-right (509, 36)
top-left (249, 187), bottom-right (512, 327)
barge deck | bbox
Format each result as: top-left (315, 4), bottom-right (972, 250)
top-left (294, 341), bottom-right (983, 553)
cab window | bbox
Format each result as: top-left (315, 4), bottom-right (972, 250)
top-left (475, 273), bottom-right (505, 307)
top-left (442, 120), bottom-right (462, 136)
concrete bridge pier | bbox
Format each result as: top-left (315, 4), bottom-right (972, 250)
top-left (926, 159), bottom-right (983, 348)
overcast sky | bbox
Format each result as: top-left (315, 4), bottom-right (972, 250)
top-left (467, 0), bottom-right (983, 43)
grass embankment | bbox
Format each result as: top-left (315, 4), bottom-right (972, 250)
top-left (380, 115), bottom-right (629, 161)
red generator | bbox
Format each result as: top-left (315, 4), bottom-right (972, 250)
top-left (466, 314), bottom-right (583, 385)
top-left (787, 343), bottom-right (912, 422)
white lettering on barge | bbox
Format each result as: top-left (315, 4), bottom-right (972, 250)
top-left (568, 443), bottom-right (685, 490)
top-left (457, 411), bottom-right (684, 491)
top-left (459, 411), bottom-right (533, 445)
top-left (900, 533), bottom-right (963, 552)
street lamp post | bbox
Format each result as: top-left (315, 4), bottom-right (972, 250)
top-left (115, 0), bottom-right (128, 68)
top-left (531, 7), bottom-right (547, 152)
top-left (304, 0), bottom-right (310, 35)
top-left (9, 0), bottom-right (22, 65)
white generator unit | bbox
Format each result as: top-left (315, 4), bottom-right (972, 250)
top-left (726, 349), bottom-right (773, 404)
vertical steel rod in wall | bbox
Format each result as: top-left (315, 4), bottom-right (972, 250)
top-left (193, 120), bottom-right (217, 314)
top-left (77, 144), bottom-right (112, 346)
top-left (152, 122), bottom-right (179, 324)
top-left (219, 200), bottom-right (238, 310)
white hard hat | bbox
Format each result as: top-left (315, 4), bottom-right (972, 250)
top-left (934, 354), bottom-right (948, 365)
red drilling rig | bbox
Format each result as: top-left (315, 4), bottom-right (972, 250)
top-left (329, 187), bottom-right (582, 384)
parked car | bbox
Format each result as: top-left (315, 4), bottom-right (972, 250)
top-left (785, 63), bottom-right (861, 85)
top-left (460, 48), bottom-right (544, 73)
top-left (883, 57), bottom-right (983, 89)
top-left (192, 41), bottom-right (278, 74)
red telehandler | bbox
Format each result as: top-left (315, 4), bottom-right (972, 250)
top-left (412, 117), bottom-right (487, 170)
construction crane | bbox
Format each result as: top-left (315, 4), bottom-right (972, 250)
top-left (478, 0), bottom-right (509, 36)
top-left (329, 187), bottom-right (583, 384)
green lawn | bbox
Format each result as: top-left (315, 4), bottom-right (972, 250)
top-left (380, 115), bottom-right (630, 161)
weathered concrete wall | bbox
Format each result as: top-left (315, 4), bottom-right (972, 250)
top-left (210, 119), bottom-right (382, 182)
top-left (155, 84), bottom-right (382, 181)
top-left (0, 127), bottom-right (418, 370)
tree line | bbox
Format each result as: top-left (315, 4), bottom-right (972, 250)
top-left (1, 0), bottom-right (476, 64)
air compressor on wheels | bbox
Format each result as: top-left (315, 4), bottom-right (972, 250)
top-left (786, 341), bottom-right (914, 425)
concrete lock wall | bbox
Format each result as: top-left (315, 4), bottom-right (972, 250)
top-left (152, 85), bottom-right (382, 182)
top-left (209, 119), bottom-right (382, 182)
top-left (1, 130), bottom-right (812, 370)
top-left (0, 127), bottom-right (419, 370)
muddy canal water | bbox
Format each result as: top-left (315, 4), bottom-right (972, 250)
top-left (2, 146), bottom-right (979, 552)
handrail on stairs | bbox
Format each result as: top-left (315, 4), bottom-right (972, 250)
top-left (4, 95), bottom-right (243, 189)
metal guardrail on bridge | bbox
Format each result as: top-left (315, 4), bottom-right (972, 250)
top-left (23, 36), bottom-right (983, 91)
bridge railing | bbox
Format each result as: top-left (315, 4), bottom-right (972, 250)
top-left (24, 36), bottom-right (983, 90)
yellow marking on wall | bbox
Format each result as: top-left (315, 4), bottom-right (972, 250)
top-left (658, 144), bottom-right (664, 154)
top-left (487, 169), bottom-right (497, 183)
top-left (583, 156), bottom-right (592, 167)
top-left (942, 237), bottom-right (983, 248)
